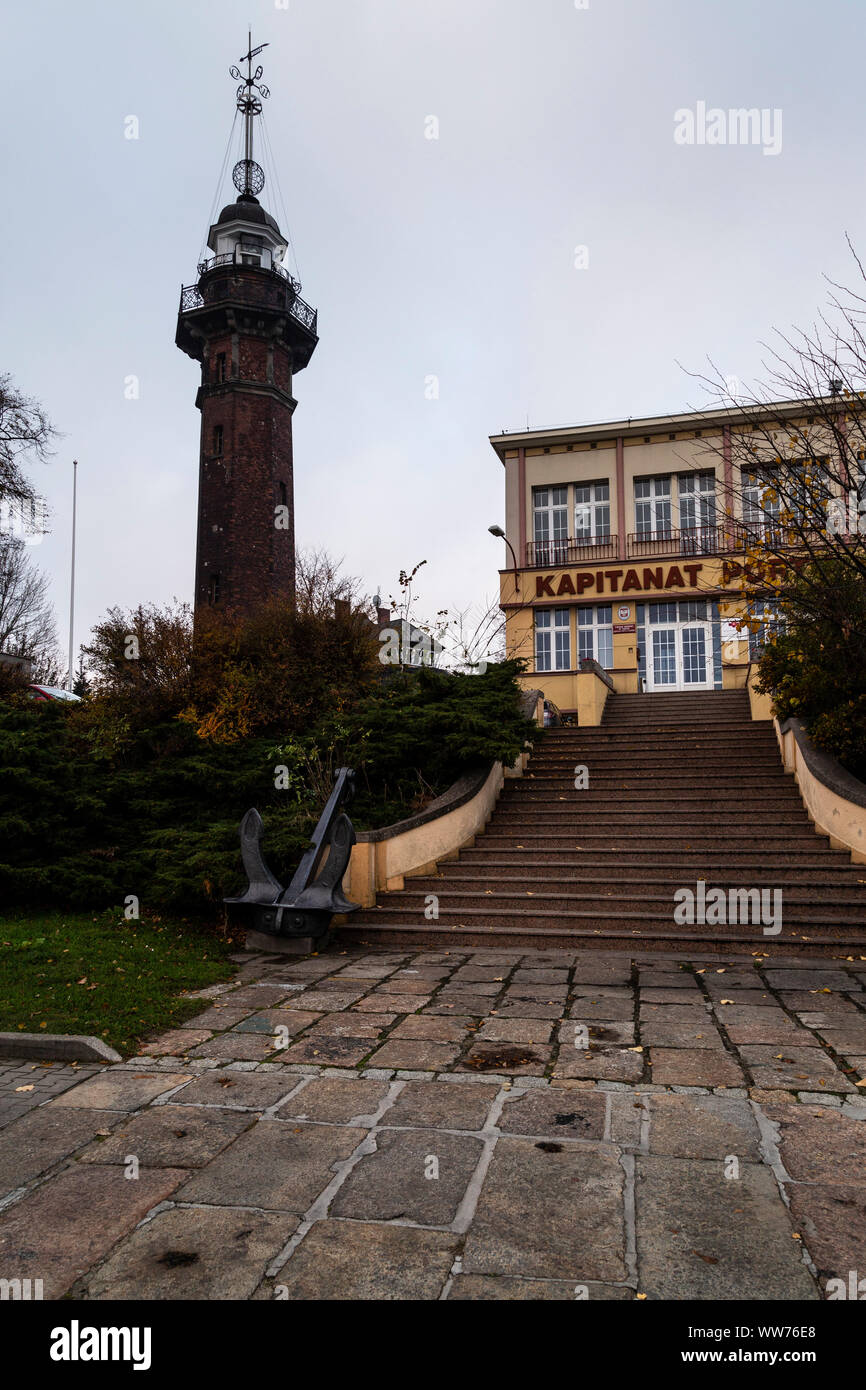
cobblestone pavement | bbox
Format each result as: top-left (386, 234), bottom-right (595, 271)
top-left (0, 1060), bottom-right (101, 1131)
top-left (2, 946), bottom-right (866, 1300)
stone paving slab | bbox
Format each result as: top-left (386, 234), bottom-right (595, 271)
top-left (643, 1093), bottom-right (762, 1160)
top-left (462, 1139), bottom-right (626, 1281)
top-left (447, 1274), bottom-right (633, 1300)
top-left (76, 1104), bottom-right (253, 1168)
top-left (635, 1155), bottom-right (819, 1300)
top-left (497, 1088), bottom-right (607, 1140)
top-left (268, 1220), bottom-right (460, 1300)
top-left (48, 1071), bottom-right (192, 1111)
top-left (0, 1165), bottom-right (186, 1298)
top-left (163, 1071), bottom-right (300, 1110)
top-left (275, 1077), bottom-right (391, 1123)
top-left (174, 1119), bottom-right (367, 1212)
top-left (3, 946), bottom-right (866, 1300)
top-left (330, 1128), bottom-right (484, 1224)
top-left (0, 1105), bottom-right (124, 1198)
top-left (80, 1206), bottom-right (299, 1301)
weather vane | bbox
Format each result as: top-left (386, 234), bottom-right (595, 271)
top-left (230, 32), bottom-right (270, 198)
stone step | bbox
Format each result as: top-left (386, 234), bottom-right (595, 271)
top-left (350, 900), bottom-right (866, 934)
top-left (459, 847), bottom-right (851, 867)
top-left (350, 903), bottom-right (866, 932)
top-left (498, 791), bottom-right (802, 806)
top-left (479, 824), bottom-right (822, 842)
top-left (379, 885), bottom-right (866, 914)
top-left (336, 920), bottom-right (866, 956)
top-left (423, 866), bottom-right (866, 887)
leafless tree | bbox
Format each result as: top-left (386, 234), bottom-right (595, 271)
top-left (434, 599), bottom-right (507, 673)
top-left (295, 545), bottom-right (374, 619)
top-left (0, 374), bottom-right (58, 507)
top-left (0, 535), bottom-right (62, 682)
top-left (678, 238), bottom-right (866, 646)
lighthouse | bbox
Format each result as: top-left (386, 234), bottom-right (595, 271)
top-left (175, 37), bottom-right (318, 612)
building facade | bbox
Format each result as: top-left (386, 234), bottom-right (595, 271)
top-left (490, 401), bottom-right (854, 711)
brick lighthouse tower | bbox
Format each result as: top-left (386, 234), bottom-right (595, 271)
top-left (176, 37), bottom-right (318, 613)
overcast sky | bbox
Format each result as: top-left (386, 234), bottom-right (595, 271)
top-left (3, 0), bottom-right (865, 666)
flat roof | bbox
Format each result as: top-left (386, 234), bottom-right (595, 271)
top-left (488, 395), bottom-right (857, 460)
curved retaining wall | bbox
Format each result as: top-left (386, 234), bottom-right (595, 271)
top-left (343, 762), bottom-right (506, 908)
top-left (775, 717), bottom-right (866, 864)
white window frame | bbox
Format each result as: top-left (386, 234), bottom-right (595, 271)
top-left (747, 598), bottom-right (785, 659)
top-left (533, 486), bottom-right (568, 565)
top-left (574, 480), bottom-right (611, 545)
top-left (535, 607), bottom-right (571, 672)
top-left (634, 476), bottom-right (672, 536)
top-left (577, 604), bottom-right (613, 669)
top-left (678, 472), bottom-right (717, 529)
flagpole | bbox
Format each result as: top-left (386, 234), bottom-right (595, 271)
top-left (67, 459), bottom-right (77, 690)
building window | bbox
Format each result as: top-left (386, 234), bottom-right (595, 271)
top-left (212, 424), bottom-right (223, 456)
top-left (647, 601), bottom-right (678, 624)
top-left (678, 471), bottom-right (716, 546)
top-left (574, 480), bottom-right (611, 544)
top-left (207, 572), bottom-right (221, 605)
top-left (279, 481), bottom-right (287, 507)
top-left (578, 605), bottom-right (613, 669)
top-left (634, 476), bottom-right (672, 536)
top-left (535, 607), bottom-right (571, 671)
top-left (215, 352), bottom-right (227, 383)
top-left (739, 467), bottom-right (783, 530)
top-left (648, 600), bottom-right (708, 624)
top-left (747, 598), bottom-right (785, 659)
top-left (678, 599), bottom-right (708, 622)
top-left (533, 486), bottom-right (568, 565)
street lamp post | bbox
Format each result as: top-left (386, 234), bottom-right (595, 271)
top-left (67, 459), bottom-right (78, 691)
top-left (487, 524), bottom-right (520, 592)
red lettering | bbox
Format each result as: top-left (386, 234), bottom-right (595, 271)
top-left (683, 564), bottom-right (702, 587)
top-left (576, 573), bottom-right (595, 595)
top-left (665, 566), bottom-right (685, 589)
top-left (643, 567), bottom-right (664, 589)
top-left (557, 574), bottom-right (576, 595)
top-left (604, 569), bottom-right (624, 593)
top-left (536, 575), bottom-right (555, 597)
top-left (622, 569), bottom-right (642, 592)
top-left (722, 560), bottom-right (742, 585)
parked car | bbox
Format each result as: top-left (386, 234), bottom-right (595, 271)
top-left (542, 698), bottom-right (562, 728)
top-left (27, 684), bottom-right (82, 703)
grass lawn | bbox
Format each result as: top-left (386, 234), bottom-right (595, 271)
top-left (0, 909), bottom-right (239, 1055)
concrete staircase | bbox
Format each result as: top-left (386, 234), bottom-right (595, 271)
top-left (340, 690), bottom-right (866, 955)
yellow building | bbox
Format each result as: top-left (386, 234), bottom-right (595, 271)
top-left (489, 400), bottom-right (850, 712)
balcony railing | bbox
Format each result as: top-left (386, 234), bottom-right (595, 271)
top-left (525, 536), bottom-right (619, 567)
top-left (178, 254), bottom-right (318, 334)
top-left (625, 522), bottom-right (813, 559)
top-left (523, 520), bottom-right (827, 570)
top-left (196, 253), bottom-right (303, 296)
top-left (627, 525), bottom-right (728, 558)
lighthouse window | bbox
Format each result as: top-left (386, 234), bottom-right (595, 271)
top-left (208, 573), bottom-right (221, 605)
top-left (239, 238), bottom-right (263, 266)
top-left (214, 352), bottom-right (227, 383)
top-left (212, 425), bottom-right (223, 456)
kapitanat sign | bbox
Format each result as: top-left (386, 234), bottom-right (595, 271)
top-left (535, 564), bottom-right (705, 598)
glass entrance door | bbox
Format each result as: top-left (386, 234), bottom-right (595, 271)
top-left (650, 627), bottom-right (678, 686)
top-left (680, 624), bottom-right (710, 687)
top-left (646, 603), bottom-right (713, 691)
